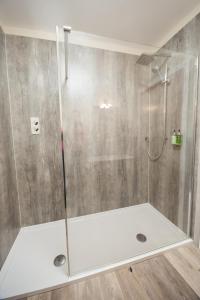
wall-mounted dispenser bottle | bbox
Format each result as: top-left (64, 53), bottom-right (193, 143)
top-left (171, 129), bottom-right (177, 145)
top-left (176, 129), bottom-right (182, 146)
top-left (171, 129), bottom-right (182, 146)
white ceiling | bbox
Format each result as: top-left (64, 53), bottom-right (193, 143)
top-left (0, 0), bottom-right (200, 48)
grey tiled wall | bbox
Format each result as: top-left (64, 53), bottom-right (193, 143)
top-left (5, 35), bottom-right (65, 226)
top-left (0, 29), bottom-right (20, 269)
top-left (62, 45), bottom-right (149, 217)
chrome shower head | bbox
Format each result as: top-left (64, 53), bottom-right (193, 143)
top-left (136, 52), bottom-right (171, 66)
top-left (136, 54), bottom-right (154, 66)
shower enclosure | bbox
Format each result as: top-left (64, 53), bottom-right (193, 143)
top-left (0, 26), bottom-right (198, 299)
top-left (57, 26), bottom-right (198, 278)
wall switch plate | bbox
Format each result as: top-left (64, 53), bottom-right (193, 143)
top-left (31, 117), bottom-right (40, 135)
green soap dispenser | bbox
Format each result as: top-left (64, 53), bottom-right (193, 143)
top-left (176, 129), bottom-right (182, 146)
top-left (171, 129), bottom-right (177, 145)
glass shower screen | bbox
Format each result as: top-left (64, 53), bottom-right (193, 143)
top-left (56, 26), bottom-right (198, 277)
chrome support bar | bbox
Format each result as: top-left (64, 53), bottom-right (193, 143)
top-left (63, 26), bottom-right (71, 80)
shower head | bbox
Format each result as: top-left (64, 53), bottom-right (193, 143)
top-left (137, 54), bottom-right (170, 85)
top-left (136, 54), bottom-right (154, 66)
top-left (136, 53), bottom-right (171, 66)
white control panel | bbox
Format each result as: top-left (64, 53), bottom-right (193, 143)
top-left (31, 117), bottom-right (40, 135)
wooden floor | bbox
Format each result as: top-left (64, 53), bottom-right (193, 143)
top-left (22, 243), bottom-right (200, 300)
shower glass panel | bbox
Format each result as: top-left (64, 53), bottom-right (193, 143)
top-left (56, 27), bottom-right (198, 277)
top-left (56, 26), bottom-right (70, 277)
top-left (146, 51), bottom-right (198, 236)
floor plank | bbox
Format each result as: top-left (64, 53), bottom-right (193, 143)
top-left (128, 255), bottom-right (199, 300)
top-left (164, 243), bottom-right (200, 297)
top-left (98, 272), bottom-right (124, 300)
top-left (116, 267), bottom-right (150, 299)
top-left (28, 272), bottom-right (124, 300)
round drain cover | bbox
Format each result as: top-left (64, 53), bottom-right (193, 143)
top-left (136, 233), bottom-right (147, 242)
top-left (54, 254), bottom-right (66, 267)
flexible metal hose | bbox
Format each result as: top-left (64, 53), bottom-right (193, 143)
top-left (145, 64), bottom-right (169, 161)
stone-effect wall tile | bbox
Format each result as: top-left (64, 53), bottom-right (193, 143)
top-left (6, 35), bottom-right (65, 226)
top-left (63, 45), bottom-right (149, 217)
top-left (0, 29), bottom-right (20, 268)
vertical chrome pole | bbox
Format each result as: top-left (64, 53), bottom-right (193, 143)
top-left (61, 26), bottom-right (71, 209)
top-left (63, 26), bottom-right (71, 80)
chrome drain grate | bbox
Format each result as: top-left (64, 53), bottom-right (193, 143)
top-left (136, 233), bottom-right (147, 242)
top-left (54, 254), bottom-right (66, 267)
